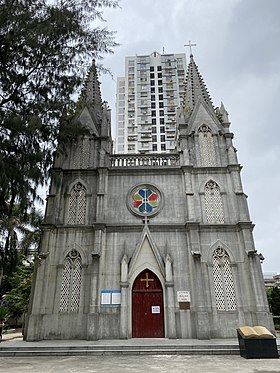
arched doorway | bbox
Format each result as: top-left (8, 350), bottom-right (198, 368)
top-left (132, 269), bottom-right (164, 338)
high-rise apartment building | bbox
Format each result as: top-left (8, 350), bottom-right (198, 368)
top-left (115, 51), bottom-right (186, 154)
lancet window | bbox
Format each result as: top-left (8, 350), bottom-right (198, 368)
top-left (204, 181), bottom-right (224, 223)
top-left (67, 182), bottom-right (87, 225)
top-left (73, 137), bottom-right (91, 169)
top-left (59, 250), bottom-right (82, 313)
top-left (212, 247), bottom-right (237, 311)
top-left (198, 125), bottom-right (216, 166)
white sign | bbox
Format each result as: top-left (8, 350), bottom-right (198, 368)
top-left (111, 291), bottom-right (121, 305)
top-left (177, 291), bottom-right (191, 302)
top-left (152, 306), bottom-right (160, 314)
top-left (101, 291), bottom-right (111, 305)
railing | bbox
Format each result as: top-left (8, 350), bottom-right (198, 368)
top-left (110, 153), bottom-right (180, 168)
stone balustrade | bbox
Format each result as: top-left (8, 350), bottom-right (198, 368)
top-left (110, 153), bottom-right (180, 168)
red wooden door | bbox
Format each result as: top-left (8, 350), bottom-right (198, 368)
top-left (132, 269), bottom-right (164, 338)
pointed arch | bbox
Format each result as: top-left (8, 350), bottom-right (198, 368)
top-left (67, 181), bottom-right (87, 225)
top-left (212, 246), bottom-right (237, 311)
top-left (128, 225), bottom-right (165, 281)
top-left (73, 136), bottom-right (91, 169)
top-left (59, 249), bottom-right (82, 313)
top-left (204, 180), bottom-right (224, 223)
top-left (198, 124), bottom-right (216, 166)
top-left (132, 269), bottom-right (165, 338)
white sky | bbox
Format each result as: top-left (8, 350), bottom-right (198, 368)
top-left (98, 0), bottom-right (280, 273)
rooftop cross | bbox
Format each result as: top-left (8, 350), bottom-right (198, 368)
top-left (184, 40), bottom-right (197, 56)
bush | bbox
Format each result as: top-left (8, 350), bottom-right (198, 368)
top-left (0, 307), bottom-right (10, 322)
top-left (273, 316), bottom-right (280, 330)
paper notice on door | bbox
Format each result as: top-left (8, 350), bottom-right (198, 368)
top-left (151, 306), bottom-right (160, 314)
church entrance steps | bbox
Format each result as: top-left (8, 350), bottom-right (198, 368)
top-left (0, 338), bottom-right (279, 357)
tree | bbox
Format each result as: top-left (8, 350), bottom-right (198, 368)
top-left (0, 0), bottom-right (118, 265)
top-left (2, 259), bottom-right (34, 326)
top-left (270, 287), bottom-right (280, 316)
top-left (0, 207), bottom-right (43, 291)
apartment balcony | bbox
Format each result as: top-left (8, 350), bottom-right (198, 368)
top-left (140, 126), bottom-right (152, 132)
top-left (162, 69), bottom-right (175, 75)
top-left (141, 136), bottom-right (151, 142)
top-left (127, 135), bottom-right (138, 142)
top-left (138, 101), bottom-right (149, 108)
top-left (138, 117), bottom-right (150, 124)
top-left (166, 125), bottom-right (176, 132)
top-left (166, 134), bottom-right (175, 139)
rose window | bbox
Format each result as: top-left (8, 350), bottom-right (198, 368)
top-left (127, 184), bottom-right (163, 217)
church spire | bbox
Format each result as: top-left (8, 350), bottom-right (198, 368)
top-left (78, 60), bottom-right (103, 113)
top-left (183, 54), bottom-right (214, 112)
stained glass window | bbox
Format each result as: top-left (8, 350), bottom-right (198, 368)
top-left (204, 181), bottom-right (224, 223)
top-left (128, 184), bottom-right (163, 217)
top-left (198, 125), bottom-right (216, 166)
top-left (132, 188), bottom-right (159, 214)
top-left (59, 250), bottom-right (82, 313)
top-left (212, 247), bottom-right (237, 311)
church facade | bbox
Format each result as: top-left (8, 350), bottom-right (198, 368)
top-left (26, 55), bottom-right (274, 341)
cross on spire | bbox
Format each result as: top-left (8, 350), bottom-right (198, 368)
top-left (184, 40), bottom-right (197, 56)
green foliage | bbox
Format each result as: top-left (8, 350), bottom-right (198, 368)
top-left (267, 287), bottom-right (280, 315)
top-left (0, 0), bottom-right (118, 207)
top-left (3, 260), bottom-right (34, 319)
top-left (216, 111), bottom-right (223, 123)
top-left (270, 287), bottom-right (280, 315)
top-left (0, 207), bottom-right (43, 292)
top-left (0, 306), bottom-right (10, 322)
top-left (273, 316), bottom-right (280, 330)
top-left (0, 0), bottom-right (118, 269)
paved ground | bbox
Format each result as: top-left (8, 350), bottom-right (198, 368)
top-left (0, 330), bottom-right (279, 373)
top-left (0, 354), bottom-right (280, 373)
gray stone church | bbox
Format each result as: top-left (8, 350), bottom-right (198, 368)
top-left (26, 55), bottom-right (274, 341)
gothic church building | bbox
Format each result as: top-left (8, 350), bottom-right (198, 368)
top-left (26, 54), bottom-right (274, 340)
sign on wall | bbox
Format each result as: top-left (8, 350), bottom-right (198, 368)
top-left (177, 291), bottom-right (191, 302)
top-left (101, 290), bottom-right (121, 306)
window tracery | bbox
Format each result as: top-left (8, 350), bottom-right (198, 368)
top-left (198, 125), bottom-right (216, 166)
top-left (67, 182), bottom-right (87, 225)
top-left (212, 247), bottom-right (237, 311)
top-left (59, 250), bottom-right (82, 313)
top-left (73, 137), bottom-right (91, 169)
top-left (204, 181), bottom-right (224, 223)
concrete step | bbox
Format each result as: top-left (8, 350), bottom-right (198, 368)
top-left (0, 339), bottom-right (278, 357)
top-left (0, 348), bottom-right (240, 357)
top-left (0, 343), bottom-right (242, 356)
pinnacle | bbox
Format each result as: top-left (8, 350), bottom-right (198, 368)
top-left (77, 60), bottom-right (103, 112)
top-left (183, 54), bottom-right (214, 112)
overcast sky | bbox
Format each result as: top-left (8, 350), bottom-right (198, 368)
top-left (97, 0), bottom-right (280, 273)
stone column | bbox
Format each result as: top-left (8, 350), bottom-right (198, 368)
top-left (165, 254), bottom-right (176, 338)
top-left (87, 228), bottom-right (103, 340)
top-left (186, 222), bottom-right (210, 339)
top-left (120, 255), bottom-right (129, 339)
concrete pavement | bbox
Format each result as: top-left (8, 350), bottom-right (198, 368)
top-left (0, 329), bottom-right (279, 372)
top-left (0, 354), bottom-right (280, 373)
